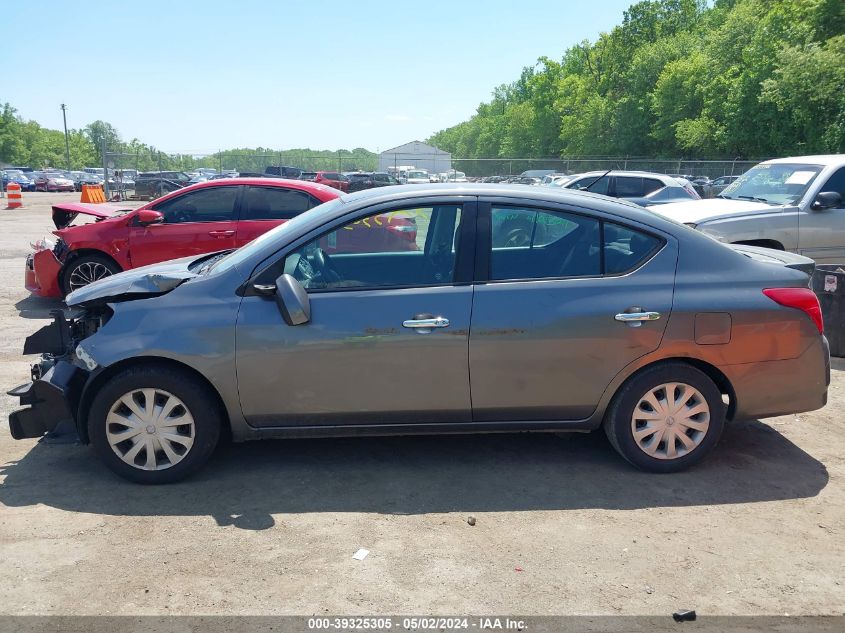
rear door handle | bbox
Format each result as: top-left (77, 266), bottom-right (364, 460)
top-left (403, 316), bottom-right (450, 330)
top-left (208, 230), bottom-right (235, 238)
top-left (615, 311), bottom-right (661, 326)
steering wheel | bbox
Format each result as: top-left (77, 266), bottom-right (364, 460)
top-left (311, 247), bottom-right (342, 284)
top-left (294, 254), bottom-right (316, 282)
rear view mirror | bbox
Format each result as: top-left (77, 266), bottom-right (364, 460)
top-left (274, 273), bottom-right (311, 326)
top-left (812, 191), bottom-right (843, 210)
top-left (137, 209), bottom-right (164, 225)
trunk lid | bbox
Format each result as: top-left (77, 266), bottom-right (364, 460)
top-left (728, 244), bottom-right (815, 276)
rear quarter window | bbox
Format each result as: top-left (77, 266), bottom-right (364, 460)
top-left (603, 222), bottom-right (663, 274)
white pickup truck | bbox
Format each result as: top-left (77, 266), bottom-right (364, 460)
top-left (652, 155), bottom-right (845, 263)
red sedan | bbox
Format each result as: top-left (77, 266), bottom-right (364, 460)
top-left (27, 178), bottom-right (418, 297)
top-left (35, 172), bottom-right (75, 192)
top-left (26, 179), bottom-right (350, 297)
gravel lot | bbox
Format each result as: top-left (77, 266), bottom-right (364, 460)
top-left (0, 192), bottom-right (843, 616)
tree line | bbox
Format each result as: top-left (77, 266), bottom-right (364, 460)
top-left (428, 0), bottom-right (845, 160)
top-left (0, 103), bottom-right (377, 172)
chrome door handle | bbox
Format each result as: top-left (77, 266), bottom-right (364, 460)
top-left (615, 311), bottom-right (661, 322)
top-left (403, 316), bottom-right (450, 329)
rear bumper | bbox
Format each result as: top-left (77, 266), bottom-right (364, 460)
top-left (7, 361), bottom-right (88, 439)
top-left (25, 250), bottom-right (63, 298)
top-left (726, 335), bottom-right (830, 421)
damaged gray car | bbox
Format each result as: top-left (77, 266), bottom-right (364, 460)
top-left (8, 184), bottom-right (830, 483)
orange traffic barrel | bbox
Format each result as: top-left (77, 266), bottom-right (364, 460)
top-left (5, 182), bottom-right (22, 209)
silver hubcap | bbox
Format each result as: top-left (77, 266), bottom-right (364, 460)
top-left (106, 389), bottom-right (195, 471)
top-left (68, 261), bottom-right (112, 291)
top-left (631, 382), bottom-right (710, 460)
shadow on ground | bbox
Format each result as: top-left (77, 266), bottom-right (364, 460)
top-left (0, 421), bottom-right (827, 531)
top-left (14, 295), bottom-right (64, 319)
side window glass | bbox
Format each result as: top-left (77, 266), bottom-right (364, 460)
top-left (570, 176), bottom-right (609, 195)
top-left (821, 167), bottom-right (845, 206)
top-left (244, 187), bottom-right (313, 220)
top-left (490, 207), bottom-right (600, 280)
top-left (603, 222), bottom-right (662, 274)
top-left (283, 205), bottom-right (462, 290)
top-left (153, 186), bottom-right (238, 223)
top-left (643, 178), bottom-right (664, 194)
top-left (615, 177), bottom-right (645, 197)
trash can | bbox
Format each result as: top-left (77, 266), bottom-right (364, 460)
top-left (811, 265), bottom-right (845, 357)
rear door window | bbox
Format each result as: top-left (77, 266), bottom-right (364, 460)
top-left (603, 222), bottom-right (663, 274)
top-left (243, 186), bottom-right (316, 220)
top-left (489, 206), bottom-right (663, 281)
top-left (615, 177), bottom-right (645, 197)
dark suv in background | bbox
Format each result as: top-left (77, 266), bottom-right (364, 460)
top-left (134, 171), bottom-right (192, 199)
top-left (346, 172), bottom-right (399, 192)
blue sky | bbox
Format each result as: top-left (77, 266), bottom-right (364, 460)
top-left (4, 0), bottom-right (635, 153)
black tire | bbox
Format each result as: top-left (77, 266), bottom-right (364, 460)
top-left (61, 254), bottom-right (121, 296)
top-left (603, 362), bottom-right (726, 472)
top-left (88, 365), bottom-right (222, 484)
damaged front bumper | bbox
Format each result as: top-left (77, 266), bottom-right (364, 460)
top-left (8, 361), bottom-right (88, 439)
top-left (25, 248), bottom-right (63, 298)
top-left (8, 310), bottom-right (101, 440)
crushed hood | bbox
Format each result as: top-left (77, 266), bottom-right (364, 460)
top-left (65, 256), bottom-right (199, 307)
top-left (650, 198), bottom-right (785, 225)
top-left (51, 202), bottom-right (135, 229)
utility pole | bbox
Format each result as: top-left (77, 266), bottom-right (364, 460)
top-left (102, 138), bottom-right (109, 199)
top-left (60, 104), bottom-right (71, 171)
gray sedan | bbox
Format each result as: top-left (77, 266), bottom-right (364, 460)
top-left (8, 184), bottom-right (830, 483)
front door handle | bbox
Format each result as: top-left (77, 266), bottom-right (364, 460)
top-left (208, 230), bottom-right (235, 238)
top-left (615, 311), bottom-right (661, 327)
top-left (403, 316), bottom-right (450, 331)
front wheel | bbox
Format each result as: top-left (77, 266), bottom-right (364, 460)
top-left (61, 254), bottom-right (120, 295)
top-left (604, 363), bottom-right (726, 472)
top-left (88, 365), bottom-right (222, 484)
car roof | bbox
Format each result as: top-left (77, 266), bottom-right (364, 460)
top-left (761, 155), bottom-right (845, 167)
top-left (340, 183), bottom-right (678, 228)
top-left (569, 170), bottom-right (678, 184)
top-left (146, 177), bottom-right (342, 207)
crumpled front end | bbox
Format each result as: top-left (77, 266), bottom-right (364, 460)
top-left (7, 309), bottom-right (109, 440)
top-left (8, 361), bottom-right (88, 439)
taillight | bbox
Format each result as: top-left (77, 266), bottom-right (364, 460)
top-left (763, 288), bottom-right (823, 333)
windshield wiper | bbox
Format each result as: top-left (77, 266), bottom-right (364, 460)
top-left (736, 195), bottom-right (772, 204)
top-left (716, 194), bottom-right (732, 200)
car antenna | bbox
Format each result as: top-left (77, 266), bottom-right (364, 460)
top-left (582, 169), bottom-right (611, 191)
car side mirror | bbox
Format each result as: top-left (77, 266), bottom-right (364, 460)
top-left (812, 191), bottom-right (843, 210)
top-left (137, 209), bottom-right (164, 225)
top-left (272, 273), bottom-right (311, 326)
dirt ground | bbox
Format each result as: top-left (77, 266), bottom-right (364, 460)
top-left (0, 192), bottom-right (843, 616)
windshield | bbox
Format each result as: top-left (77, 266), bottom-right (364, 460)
top-left (720, 163), bottom-right (822, 205)
top-left (409, 171), bottom-right (427, 179)
top-left (210, 198), bottom-right (346, 274)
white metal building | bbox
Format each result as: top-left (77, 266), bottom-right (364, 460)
top-left (378, 141), bottom-right (451, 174)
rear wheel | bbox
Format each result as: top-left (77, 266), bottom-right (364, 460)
top-left (604, 363), bottom-right (726, 472)
top-left (88, 365), bottom-right (221, 484)
top-left (61, 254), bottom-right (120, 295)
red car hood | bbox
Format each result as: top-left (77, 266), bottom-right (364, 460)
top-left (51, 202), bottom-right (135, 229)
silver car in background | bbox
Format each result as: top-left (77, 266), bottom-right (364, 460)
top-left (8, 184), bottom-right (829, 483)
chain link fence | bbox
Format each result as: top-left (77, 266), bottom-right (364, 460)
top-left (91, 147), bottom-right (766, 199)
top-left (451, 157), bottom-right (765, 179)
